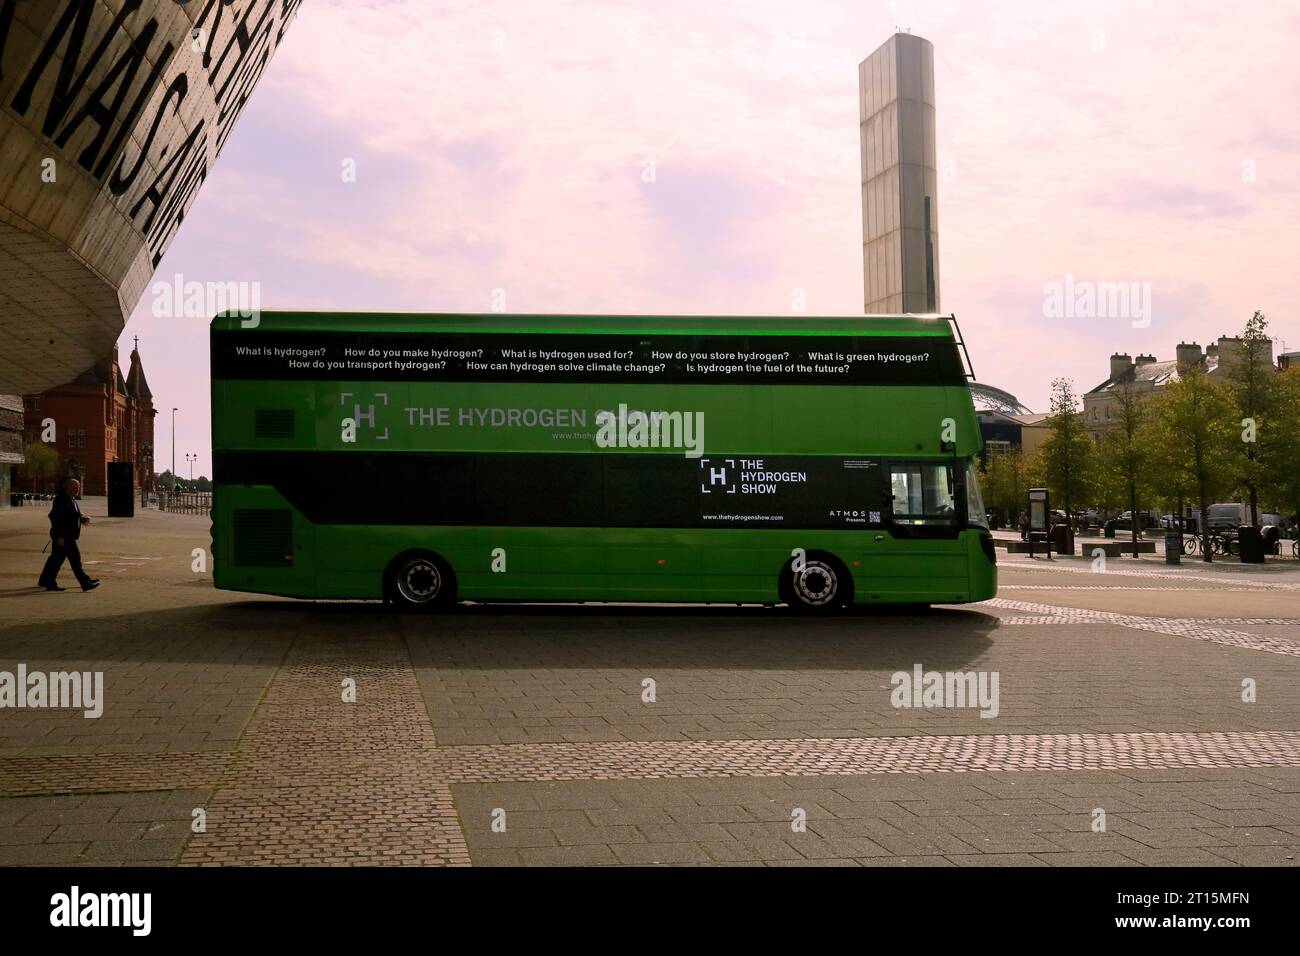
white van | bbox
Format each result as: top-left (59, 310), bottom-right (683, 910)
top-left (1206, 503), bottom-right (1244, 531)
top-left (1208, 504), bottom-right (1290, 532)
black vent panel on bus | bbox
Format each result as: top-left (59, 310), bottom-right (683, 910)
top-left (254, 409), bottom-right (296, 438)
top-left (233, 509), bottom-right (293, 566)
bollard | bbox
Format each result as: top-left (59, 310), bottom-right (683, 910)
top-left (1164, 531), bottom-right (1181, 566)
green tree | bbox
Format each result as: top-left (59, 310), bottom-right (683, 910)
top-left (982, 447), bottom-right (1030, 524)
top-left (1145, 364), bottom-right (1236, 561)
top-left (1038, 378), bottom-right (1095, 527)
top-left (1091, 435), bottom-right (1127, 522)
top-left (1225, 311), bottom-right (1279, 526)
top-left (19, 441), bottom-right (58, 492)
top-left (1146, 464), bottom-right (1196, 534)
top-left (1262, 366), bottom-right (1300, 522)
top-left (1103, 381), bottom-right (1149, 557)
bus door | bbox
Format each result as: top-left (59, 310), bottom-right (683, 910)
top-left (857, 460), bottom-right (970, 602)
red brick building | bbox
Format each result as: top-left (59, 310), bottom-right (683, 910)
top-left (21, 340), bottom-right (157, 495)
top-left (0, 394), bottom-right (22, 509)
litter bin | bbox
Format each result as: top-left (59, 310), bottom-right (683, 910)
top-left (1050, 523), bottom-right (1074, 555)
top-left (1237, 525), bottom-right (1265, 564)
top-left (1103, 519), bottom-right (1116, 539)
top-left (1164, 531), bottom-right (1181, 565)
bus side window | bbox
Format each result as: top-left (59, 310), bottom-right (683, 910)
top-left (891, 465), bottom-right (922, 518)
top-left (888, 463), bottom-right (955, 523)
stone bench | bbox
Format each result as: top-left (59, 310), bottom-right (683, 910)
top-left (1000, 538), bottom-right (1074, 556)
top-left (1075, 540), bottom-right (1157, 557)
top-left (998, 538), bottom-right (1157, 557)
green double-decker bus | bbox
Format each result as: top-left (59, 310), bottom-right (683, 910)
top-left (210, 311), bottom-right (996, 611)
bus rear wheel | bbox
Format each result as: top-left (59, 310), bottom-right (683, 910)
top-left (384, 551), bottom-right (457, 611)
top-left (780, 553), bottom-right (851, 613)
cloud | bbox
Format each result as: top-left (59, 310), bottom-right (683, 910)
top-left (1091, 182), bottom-right (1250, 220)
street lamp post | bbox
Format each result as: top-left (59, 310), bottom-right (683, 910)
top-left (140, 442), bottom-right (152, 503)
top-left (171, 407), bottom-right (177, 493)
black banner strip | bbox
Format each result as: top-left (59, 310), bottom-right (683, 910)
top-left (213, 450), bottom-right (969, 536)
top-left (210, 331), bottom-right (965, 386)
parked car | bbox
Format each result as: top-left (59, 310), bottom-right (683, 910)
top-left (1119, 510), bottom-right (1159, 529)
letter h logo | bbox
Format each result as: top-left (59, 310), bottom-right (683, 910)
top-left (699, 458), bottom-right (735, 494)
top-left (340, 391), bottom-right (389, 440)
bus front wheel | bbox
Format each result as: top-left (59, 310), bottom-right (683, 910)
top-left (384, 551), bottom-right (457, 611)
top-left (779, 552), bottom-right (851, 613)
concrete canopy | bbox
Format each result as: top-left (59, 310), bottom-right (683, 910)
top-left (0, 0), bottom-right (299, 393)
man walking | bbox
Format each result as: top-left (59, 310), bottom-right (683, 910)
top-left (37, 477), bottom-right (100, 592)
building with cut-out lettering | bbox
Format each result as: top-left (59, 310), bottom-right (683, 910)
top-left (0, 0), bottom-right (299, 395)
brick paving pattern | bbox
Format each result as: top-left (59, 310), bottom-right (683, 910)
top-left (179, 621), bottom-right (470, 865)
top-left (985, 598), bottom-right (1300, 657)
top-left (6, 730), bottom-right (1297, 795)
top-left (455, 770), bottom-right (1300, 867)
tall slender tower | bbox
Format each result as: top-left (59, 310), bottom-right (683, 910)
top-left (859, 33), bottom-right (939, 314)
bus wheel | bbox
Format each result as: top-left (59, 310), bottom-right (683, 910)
top-left (384, 551), bottom-right (456, 611)
top-left (780, 553), bottom-right (851, 612)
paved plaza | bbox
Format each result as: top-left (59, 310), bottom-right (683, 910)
top-left (2, 502), bottom-right (1299, 866)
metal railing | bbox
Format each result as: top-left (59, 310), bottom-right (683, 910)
top-left (157, 491), bottom-right (211, 515)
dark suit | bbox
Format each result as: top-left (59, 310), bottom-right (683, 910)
top-left (39, 491), bottom-right (92, 588)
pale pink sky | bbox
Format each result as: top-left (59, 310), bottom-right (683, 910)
top-left (124, 0), bottom-right (1300, 479)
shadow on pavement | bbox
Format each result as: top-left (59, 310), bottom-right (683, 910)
top-left (0, 597), bottom-right (1000, 671)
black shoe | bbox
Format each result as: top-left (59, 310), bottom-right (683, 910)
top-left (81, 580), bottom-right (100, 592)
top-left (44, 584), bottom-right (66, 592)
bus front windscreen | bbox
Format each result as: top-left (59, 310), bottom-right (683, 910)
top-left (966, 461), bottom-right (988, 529)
